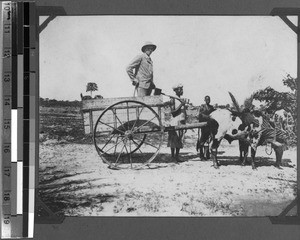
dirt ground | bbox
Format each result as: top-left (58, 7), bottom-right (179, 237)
top-left (39, 106), bottom-right (297, 217)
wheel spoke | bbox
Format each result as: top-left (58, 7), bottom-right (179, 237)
top-left (99, 133), bottom-right (117, 152)
top-left (122, 140), bottom-right (132, 168)
top-left (129, 137), bottom-right (132, 168)
top-left (133, 116), bottom-right (156, 132)
top-left (123, 140), bottom-right (129, 155)
top-left (127, 102), bottom-right (130, 130)
top-left (98, 120), bottom-right (125, 134)
top-left (111, 109), bottom-right (127, 132)
top-left (131, 106), bottom-right (145, 131)
top-left (143, 141), bottom-right (160, 150)
top-left (130, 134), bottom-right (146, 151)
top-left (114, 143), bottom-right (126, 165)
top-left (113, 136), bottom-right (120, 156)
top-left (102, 136), bottom-right (126, 154)
top-left (137, 106), bottom-right (145, 118)
top-left (132, 139), bottom-right (143, 154)
top-left (133, 136), bottom-right (159, 150)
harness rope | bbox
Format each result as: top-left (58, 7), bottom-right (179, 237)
top-left (258, 117), bottom-right (289, 155)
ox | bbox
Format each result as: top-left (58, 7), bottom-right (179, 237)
top-left (203, 108), bottom-right (247, 169)
top-left (225, 92), bottom-right (289, 169)
top-left (241, 111), bottom-right (288, 169)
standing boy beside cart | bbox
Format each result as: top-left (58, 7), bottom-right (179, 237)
top-left (167, 84), bottom-right (189, 163)
top-left (197, 96), bottom-right (215, 160)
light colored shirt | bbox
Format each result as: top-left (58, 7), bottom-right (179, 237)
top-left (170, 97), bottom-right (186, 126)
top-left (126, 53), bottom-right (154, 89)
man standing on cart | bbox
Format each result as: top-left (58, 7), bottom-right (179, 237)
top-left (126, 42), bottom-right (157, 97)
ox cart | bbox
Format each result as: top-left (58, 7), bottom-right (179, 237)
top-left (81, 95), bottom-right (207, 169)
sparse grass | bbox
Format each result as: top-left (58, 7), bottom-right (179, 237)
top-left (203, 198), bottom-right (230, 212)
top-left (180, 197), bottom-right (204, 216)
top-left (40, 106), bottom-right (91, 144)
top-left (143, 191), bottom-right (163, 212)
top-left (113, 190), bottom-right (165, 214)
top-left (180, 195), bottom-right (235, 216)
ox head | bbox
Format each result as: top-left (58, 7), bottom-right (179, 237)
top-left (248, 129), bottom-right (261, 150)
top-left (246, 111), bottom-right (264, 150)
top-left (230, 109), bottom-right (264, 150)
top-left (225, 110), bottom-right (254, 141)
top-left (226, 92), bottom-right (265, 147)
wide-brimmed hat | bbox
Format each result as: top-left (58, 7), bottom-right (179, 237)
top-left (141, 41), bottom-right (157, 52)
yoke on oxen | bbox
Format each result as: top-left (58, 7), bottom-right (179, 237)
top-left (227, 93), bottom-right (289, 169)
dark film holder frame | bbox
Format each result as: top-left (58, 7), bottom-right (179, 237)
top-left (33, 0), bottom-right (300, 239)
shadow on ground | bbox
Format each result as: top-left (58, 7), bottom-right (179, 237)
top-left (213, 156), bottom-right (294, 168)
top-left (153, 151), bottom-right (294, 169)
top-left (39, 167), bottom-right (117, 214)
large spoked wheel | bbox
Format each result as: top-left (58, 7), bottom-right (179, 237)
top-left (93, 100), bottom-right (164, 169)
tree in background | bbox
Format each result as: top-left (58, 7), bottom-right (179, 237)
top-left (86, 82), bottom-right (98, 98)
top-left (253, 74), bottom-right (297, 145)
top-left (253, 74), bottom-right (297, 121)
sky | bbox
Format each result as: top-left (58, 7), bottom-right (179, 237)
top-left (39, 16), bottom-right (297, 106)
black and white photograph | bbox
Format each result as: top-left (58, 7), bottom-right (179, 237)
top-left (38, 15), bottom-right (297, 217)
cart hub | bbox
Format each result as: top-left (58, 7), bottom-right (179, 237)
top-left (124, 130), bottom-right (134, 140)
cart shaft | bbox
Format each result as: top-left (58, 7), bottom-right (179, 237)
top-left (164, 122), bottom-right (207, 132)
top-left (94, 122), bottom-right (207, 136)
